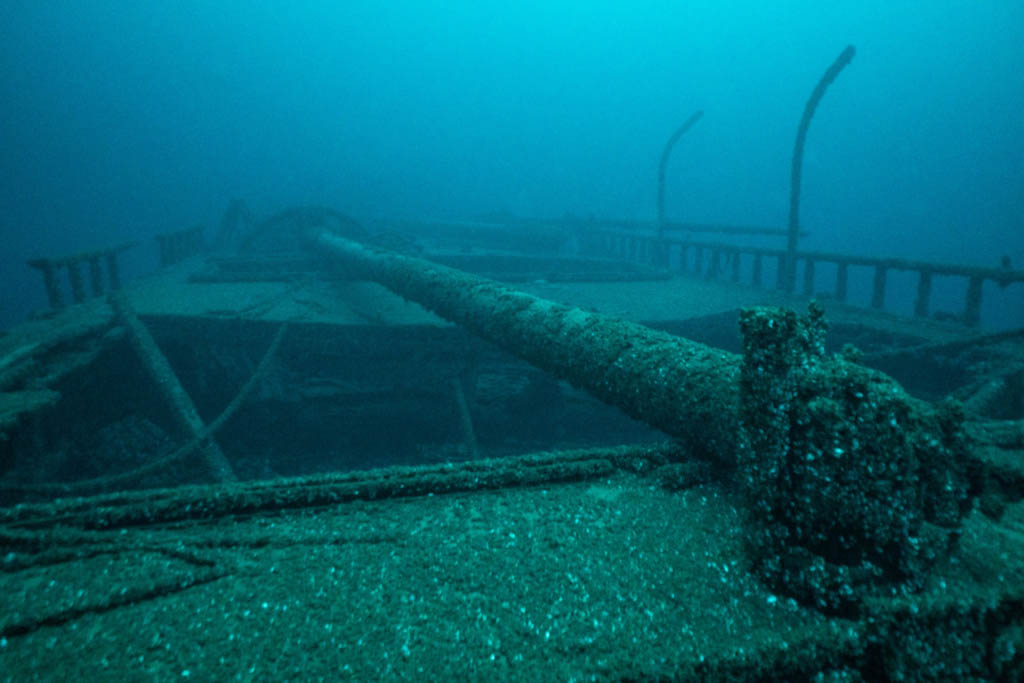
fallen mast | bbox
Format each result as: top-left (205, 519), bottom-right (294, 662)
top-left (308, 228), bottom-right (974, 612)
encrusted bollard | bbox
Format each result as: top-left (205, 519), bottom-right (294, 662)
top-left (738, 303), bottom-right (971, 612)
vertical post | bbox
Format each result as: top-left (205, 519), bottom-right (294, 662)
top-left (451, 376), bottom-right (479, 460)
top-left (752, 254), bottom-right (763, 287)
top-left (836, 262), bottom-right (848, 302)
top-left (709, 249), bottom-right (721, 280)
top-left (171, 234), bottom-right (183, 265)
top-left (174, 233), bottom-right (185, 264)
top-left (30, 259), bottom-right (65, 310)
top-left (188, 225), bottom-right (204, 256)
top-left (871, 265), bottom-right (888, 309)
top-left (67, 259), bottom-right (86, 304)
top-left (105, 250), bottom-right (122, 290)
top-left (914, 270), bottom-right (933, 318)
top-left (964, 276), bottom-right (983, 327)
top-left (88, 254), bottom-right (105, 296)
top-left (156, 234), bottom-right (170, 267)
top-left (731, 251), bottom-right (741, 283)
top-left (803, 258), bottom-right (816, 296)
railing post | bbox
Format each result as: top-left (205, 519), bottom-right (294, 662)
top-left (105, 250), bottom-right (122, 290)
top-left (67, 259), bottom-right (86, 304)
top-left (752, 254), bottom-right (763, 287)
top-left (871, 265), bottom-right (887, 309)
top-left (965, 276), bottom-right (983, 327)
top-left (88, 254), bottom-right (104, 296)
top-left (836, 262), bottom-right (848, 302)
top-left (156, 234), bottom-right (171, 267)
top-left (914, 270), bottom-right (933, 318)
top-left (27, 259), bottom-right (65, 310)
top-left (709, 249), bottom-right (721, 280)
top-left (803, 258), bottom-right (816, 296)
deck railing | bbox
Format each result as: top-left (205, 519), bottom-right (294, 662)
top-left (583, 227), bottom-right (1023, 327)
top-left (26, 242), bottom-right (136, 310)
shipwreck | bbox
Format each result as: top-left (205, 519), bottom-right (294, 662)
top-left (2, 48), bottom-right (1023, 680)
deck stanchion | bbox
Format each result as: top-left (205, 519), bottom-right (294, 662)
top-left (965, 276), bottom-right (984, 327)
top-left (914, 270), bottom-right (933, 318)
top-left (27, 259), bottom-right (64, 310)
top-left (835, 261), bottom-right (849, 301)
top-left (105, 250), bottom-right (122, 290)
top-left (803, 258), bottom-right (816, 296)
top-left (871, 264), bottom-right (888, 309)
top-left (66, 259), bottom-right (86, 304)
top-left (88, 254), bottom-right (104, 296)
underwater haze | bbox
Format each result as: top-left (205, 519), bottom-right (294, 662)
top-left (1, 1), bottom-right (1022, 328)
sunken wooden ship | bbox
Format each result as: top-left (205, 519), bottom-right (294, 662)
top-left (2, 49), bottom-right (1023, 680)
